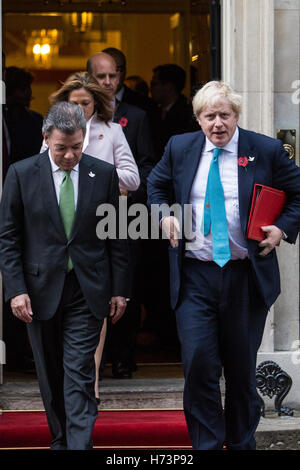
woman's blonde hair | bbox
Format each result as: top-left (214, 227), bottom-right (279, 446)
top-left (192, 81), bottom-right (242, 118)
top-left (49, 71), bottom-right (113, 124)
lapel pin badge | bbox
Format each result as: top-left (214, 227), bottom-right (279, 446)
top-left (238, 156), bottom-right (255, 172)
top-left (89, 171), bottom-right (96, 178)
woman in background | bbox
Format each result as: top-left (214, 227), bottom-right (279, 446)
top-left (42, 71), bottom-right (139, 192)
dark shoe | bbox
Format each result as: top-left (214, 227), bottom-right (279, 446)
top-left (112, 362), bottom-right (132, 379)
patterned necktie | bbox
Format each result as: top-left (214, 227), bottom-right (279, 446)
top-left (203, 148), bottom-right (231, 267)
top-left (59, 170), bottom-right (75, 271)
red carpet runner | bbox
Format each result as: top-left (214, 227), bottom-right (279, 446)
top-left (0, 410), bottom-right (192, 450)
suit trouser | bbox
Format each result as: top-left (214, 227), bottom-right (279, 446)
top-left (175, 258), bottom-right (268, 450)
top-left (27, 270), bottom-right (103, 450)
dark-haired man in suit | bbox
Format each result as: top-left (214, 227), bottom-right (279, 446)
top-left (150, 64), bottom-right (198, 160)
top-left (5, 66), bottom-right (43, 164)
top-left (147, 80), bottom-right (300, 450)
top-left (0, 102), bottom-right (129, 450)
top-left (2, 66), bottom-right (44, 371)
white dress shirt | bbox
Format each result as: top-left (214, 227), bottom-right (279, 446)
top-left (185, 127), bottom-right (249, 261)
top-left (48, 150), bottom-right (79, 209)
top-left (41, 113), bottom-right (140, 192)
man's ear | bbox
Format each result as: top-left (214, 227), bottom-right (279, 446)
top-left (43, 133), bottom-right (49, 145)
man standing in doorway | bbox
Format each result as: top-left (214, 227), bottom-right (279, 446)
top-left (150, 64), bottom-right (198, 160)
top-left (87, 52), bottom-right (154, 378)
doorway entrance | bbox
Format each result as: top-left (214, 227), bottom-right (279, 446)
top-left (3, 0), bottom-right (217, 115)
top-left (1, 0), bottom-right (220, 376)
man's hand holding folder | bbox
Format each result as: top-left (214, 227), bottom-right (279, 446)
top-left (246, 184), bottom-right (287, 256)
top-left (258, 225), bottom-right (285, 256)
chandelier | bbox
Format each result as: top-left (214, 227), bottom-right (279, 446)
top-left (69, 12), bottom-right (93, 33)
top-left (26, 29), bottom-right (61, 68)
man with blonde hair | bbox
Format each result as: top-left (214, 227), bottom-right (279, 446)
top-left (148, 80), bottom-right (300, 450)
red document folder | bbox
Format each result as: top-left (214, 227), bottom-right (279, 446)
top-left (246, 184), bottom-right (287, 241)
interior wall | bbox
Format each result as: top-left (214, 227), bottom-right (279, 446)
top-left (117, 14), bottom-right (173, 86)
top-left (4, 7), bottom-right (211, 117)
top-left (4, 13), bottom-right (175, 117)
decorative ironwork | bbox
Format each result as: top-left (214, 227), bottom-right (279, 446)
top-left (256, 361), bottom-right (293, 417)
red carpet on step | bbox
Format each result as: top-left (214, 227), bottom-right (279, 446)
top-left (0, 410), bottom-right (192, 449)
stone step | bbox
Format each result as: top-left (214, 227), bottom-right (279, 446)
top-left (0, 377), bottom-right (185, 410)
top-left (1, 364), bottom-right (300, 450)
top-left (0, 363), bottom-right (185, 410)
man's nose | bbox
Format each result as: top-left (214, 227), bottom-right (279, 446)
top-left (64, 150), bottom-right (74, 159)
top-left (104, 75), bottom-right (110, 85)
top-left (214, 115), bottom-right (223, 126)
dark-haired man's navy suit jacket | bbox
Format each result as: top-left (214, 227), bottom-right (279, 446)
top-left (147, 127), bottom-right (300, 311)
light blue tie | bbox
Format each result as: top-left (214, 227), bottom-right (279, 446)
top-left (203, 148), bottom-right (231, 267)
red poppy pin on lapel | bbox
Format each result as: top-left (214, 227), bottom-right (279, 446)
top-left (119, 117), bottom-right (128, 127)
top-left (238, 156), bottom-right (254, 171)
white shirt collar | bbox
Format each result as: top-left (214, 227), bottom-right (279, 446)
top-left (162, 100), bottom-right (176, 113)
top-left (48, 149), bottom-right (79, 173)
top-left (204, 126), bottom-right (239, 154)
top-left (82, 113), bottom-right (94, 152)
top-left (116, 86), bottom-right (125, 102)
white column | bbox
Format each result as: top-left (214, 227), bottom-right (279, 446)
top-left (222, 0), bottom-right (274, 136)
top-left (221, 0), bottom-right (300, 408)
top-left (273, 0), bottom-right (300, 354)
top-left (221, 0), bottom-right (276, 355)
